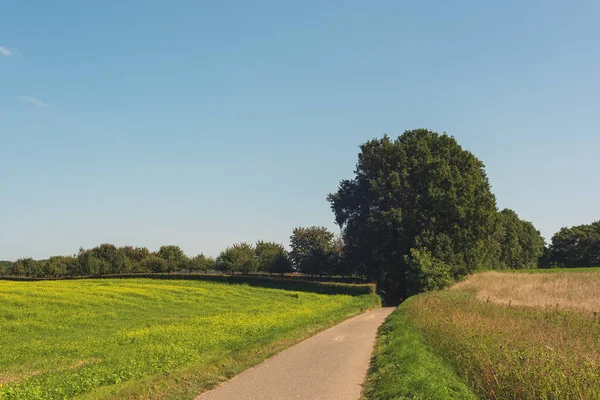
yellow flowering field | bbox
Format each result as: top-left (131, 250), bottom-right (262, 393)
top-left (0, 278), bottom-right (379, 399)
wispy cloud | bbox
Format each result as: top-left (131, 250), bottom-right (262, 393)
top-left (19, 96), bottom-right (48, 107)
top-left (0, 46), bottom-right (18, 56)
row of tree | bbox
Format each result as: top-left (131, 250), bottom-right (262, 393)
top-left (0, 235), bottom-right (341, 278)
top-left (1, 215), bottom-right (597, 281)
top-left (2, 129), bottom-right (597, 300)
top-left (0, 245), bottom-right (209, 278)
top-left (545, 221), bottom-right (600, 268)
top-left (0, 242), bottom-right (292, 278)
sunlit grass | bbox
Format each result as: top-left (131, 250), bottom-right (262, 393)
top-left (404, 270), bottom-right (600, 399)
top-left (362, 297), bottom-right (477, 400)
top-left (454, 270), bottom-right (600, 312)
top-left (0, 278), bottom-right (379, 399)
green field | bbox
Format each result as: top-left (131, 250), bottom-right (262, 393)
top-left (365, 269), bottom-right (600, 400)
top-left (0, 278), bottom-right (379, 399)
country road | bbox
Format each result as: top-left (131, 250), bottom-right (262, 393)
top-left (197, 307), bottom-right (395, 400)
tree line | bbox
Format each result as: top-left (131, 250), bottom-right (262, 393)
top-left (326, 129), bottom-right (598, 298)
top-left (1, 129), bottom-right (598, 299)
top-left (0, 234), bottom-right (340, 279)
top-left (543, 221), bottom-right (600, 268)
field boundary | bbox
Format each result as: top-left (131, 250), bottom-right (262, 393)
top-left (0, 273), bottom-right (376, 297)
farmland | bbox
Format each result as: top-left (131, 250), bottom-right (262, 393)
top-left (0, 278), bottom-right (379, 399)
top-left (365, 269), bottom-right (600, 400)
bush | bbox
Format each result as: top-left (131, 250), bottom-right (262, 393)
top-left (405, 248), bottom-right (454, 295)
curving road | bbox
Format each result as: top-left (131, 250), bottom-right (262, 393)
top-left (197, 307), bottom-right (395, 400)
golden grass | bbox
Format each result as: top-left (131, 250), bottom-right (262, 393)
top-left (454, 271), bottom-right (600, 313)
top-left (403, 270), bottom-right (600, 399)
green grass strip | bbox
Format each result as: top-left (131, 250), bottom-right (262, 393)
top-left (363, 297), bottom-right (477, 400)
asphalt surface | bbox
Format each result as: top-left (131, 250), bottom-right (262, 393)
top-left (197, 307), bottom-right (395, 400)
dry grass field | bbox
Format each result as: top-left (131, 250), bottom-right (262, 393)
top-left (454, 270), bottom-right (600, 312)
top-left (400, 269), bottom-right (600, 399)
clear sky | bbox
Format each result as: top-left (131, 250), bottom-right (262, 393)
top-left (1, 1), bottom-right (599, 260)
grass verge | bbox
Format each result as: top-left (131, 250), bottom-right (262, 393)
top-left (362, 297), bottom-right (477, 400)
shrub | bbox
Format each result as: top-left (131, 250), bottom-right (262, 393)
top-left (405, 248), bottom-right (454, 295)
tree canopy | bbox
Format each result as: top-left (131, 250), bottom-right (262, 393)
top-left (157, 245), bottom-right (190, 272)
top-left (328, 129), bottom-right (498, 297)
top-left (548, 221), bottom-right (600, 268)
top-left (488, 209), bottom-right (545, 270)
top-left (255, 241), bottom-right (292, 274)
top-left (216, 243), bottom-right (258, 274)
top-left (289, 226), bottom-right (339, 276)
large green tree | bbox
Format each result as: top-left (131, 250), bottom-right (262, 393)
top-left (255, 241), bottom-right (292, 274)
top-left (289, 227), bottom-right (339, 275)
top-left (157, 245), bottom-right (190, 272)
top-left (328, 129), bottom-right (497, 298)
top-left (189, 253), bottom-right (216, 273)
top-left (549, 221), bottom-right (600, 268)
top-left (91, 244), bottom-right (132, 274)
top-left (490, 209), bottom-right (545, 269)
top-left (216, 243), bottom-right (257, 274)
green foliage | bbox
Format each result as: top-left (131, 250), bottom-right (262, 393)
top-left (0, 261), bottom-right (13, 276)
top-left (120, 246), bottom-right (150, 262)
top-left (489, 209), bottom-right (545, 270)
top-left (289, 226), bottom-right (339, 275)
top-left (363, 298), bottom-right (477, 400)
top-left (549, 220), bottom-right (600, 268)
top-left (43, 256), bottom-right (76, 277)
top-left (255, 241), bottom-right (292, 274)
top-left (77, 249), bottom-right (109, 276)
top-left (141, 255), bottom-right (169, 273)
top-left (72, 244), bottom-right (137, 276)
top-left (328, 129), bottom-right (497, 298)
top-left (120, 246), bottom-right (150, 272)
top-left (216, 243), bottom-right (258, 274)
top-left (0, 279), bottom-right (379, 399)
top-left (11, 258), bottom-right (40, 277)
top-left (157, 245), bottom-right (190, 272)
top-left (405, 248), bottom-right (454, 294)
top-left (189, 253), bottom-right (215, 273)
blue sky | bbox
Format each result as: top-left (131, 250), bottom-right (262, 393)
top-left (1, 0), bottom-right (599, 260)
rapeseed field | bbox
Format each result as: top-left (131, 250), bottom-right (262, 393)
top-left (0, 278), bottom-right (378, 399)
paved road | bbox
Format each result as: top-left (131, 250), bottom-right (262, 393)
top-left (197, 307), bottom-right (395, 400)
